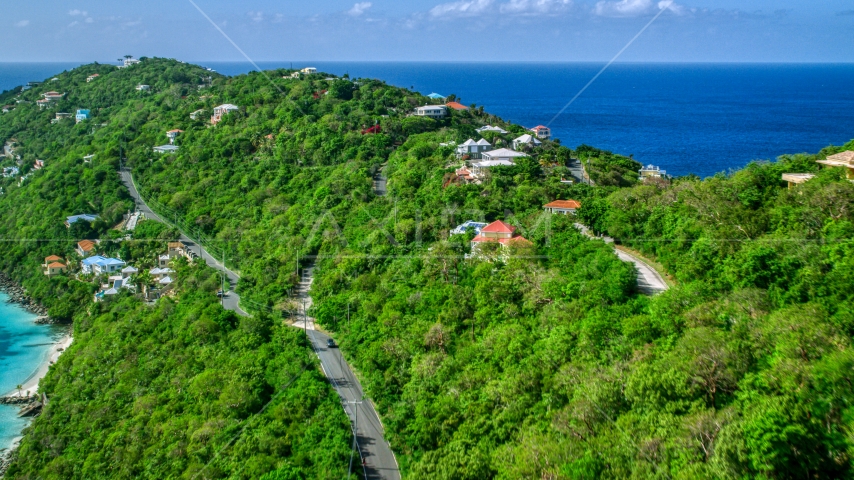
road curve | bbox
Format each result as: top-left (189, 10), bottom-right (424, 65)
top-left (121, 168), bottom-right (400, 479)
top-left (573, 223), bottom-right (669, 295)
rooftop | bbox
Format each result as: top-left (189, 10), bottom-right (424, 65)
top-left (481, 220), bottom-right (516, 234)
top-left (544, 200), bottom-right (582, 210)
top-left (446, 101), bottom-right (468, 110)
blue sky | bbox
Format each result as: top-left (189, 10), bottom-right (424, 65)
top-left (3, 0), bottom-right (853, 62)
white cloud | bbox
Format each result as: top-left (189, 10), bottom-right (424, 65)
top-left (68, 21), bottom-right (79, 27)
top-left (68, 9), bottom-right (88, 16)
top-left (430, 0), bottom-right (494, 17)
top-left (85, 17), bottom-right (94, 23)
top-left (348, 2), bottom-right (373, 16)
top-left (248, 11), bottom-right (264, 23)
top-left (499, 0), bottom-right (572, 15)
top-left (15, 20), bottom-right (30, 27)
top-left (593, 0), bottom-right (681, 17)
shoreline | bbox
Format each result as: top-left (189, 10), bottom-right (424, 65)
top-left (3, 332), bottom-right (73, 399)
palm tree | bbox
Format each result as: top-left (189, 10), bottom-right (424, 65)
top-left (16, 384), bottom-right (23, 398)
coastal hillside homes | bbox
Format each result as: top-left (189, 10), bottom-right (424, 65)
top-left (43, 256), bottom-right (67, 277)
top-left (52, 112), bottom-right (72, 123)
top-left (301, 67), bottom-right (317, 74)
top-left (190, 109), bottom-right (205, 120)
top-left (512, 134), bottom-right (542, 151)
top-left (211, 104), bottom-right (239, 125)
top-left (166, 129), bottom-right (183, 144)
top-left (414, 105), bottom-right (447, 119)
top-left (456, 139), bottom-right (492, 159)
top-left (446, 101), bottom-right (468, 111)
top-left (82, 256), bottom-right (127, 275)
top-left (472, 159), bottom-right (516, 178)
top-left (153, 145), bottom-right (179, 154)
top-left (2, 167), bottom-right (19, 178)
top-left (530, 125), bottom-right (551, 140)
top-left (33, 160), bottom-right (45, 170)
top-left (782, 173), bottom-right (816, 189)
top-left (86, 74), bottom-right (100, 82)
top-left (451, 221), bottom-right (488, 236)
top-left (121, 266), bottom-right (139, 278)
top-left (76, 239), bottom-right (97, 257)
top-left (477, 125), bottom-right (508, 134)
top-left (455, 166), bottom-right (474, 184)
top-left (75, 109), bottom-right (90, 123)
top-left (470, 220), bottom-right (532, 251)
top-left (639, 164), bottom-right (667, 179)
top-left (36, 99), bottom-right (52, 109)
top-left (544, 199), bottom-right (582, 215)
top-left (136, 84), bottom-right (150, 91)
top-left (816, 151), bottom-right (854, 180)
top-left (427, 93), bottom-right (445, 100)
top-left (120, 57), bottom-right (141, 68)
top-left (65, 214), bottom-right (99, 228)
top-left (1, 105), bottom-right (14, 113)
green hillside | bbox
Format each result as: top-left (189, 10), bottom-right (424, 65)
top-left (1, 58), bottom-right (853, 479)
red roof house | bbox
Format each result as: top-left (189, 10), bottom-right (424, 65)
top-left (470, 220), bottom-right (531, 249)
top-left (362, 124), bottom-right (382, 135)
top-left (446, 101), bottom-right (469, 111)
top-left (544, 200), bottom-right (581, 215)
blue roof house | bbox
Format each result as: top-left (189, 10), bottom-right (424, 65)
top-left (65, 214), bottom-right (99, 228)
top-left (82, 256), bottom-right (127, 275)
top-left (451, 221), bottom-right (489, 236)
top-left (427, 93), bottom-right (446, 99)
top-left (76, 109), bottom-right (90, 123)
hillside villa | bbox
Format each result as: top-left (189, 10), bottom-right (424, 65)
top-left (136, 84), bottom-right (150, 91)
top-left (817, 151), bottom-right (854, 180)
top-left (530, 125), bottom-right (551, 140)
top-left (212, 104), bottom-right (239, 125)
top-left (427, 93), bottom-right (445, 99)
top-left (470, 220), bottom-right (532, 251)
top-left (86, 74), bottom-right (99, 82)
top-left (414, 105), bottom-right (447, 119)
top-left (781, 173), bottom-right (816, 189)
top-left (446, 101), bottom-right (468, 111)
top-left (639, 164), bottom-right (667, 179)
top-left (481, 148), bottom-right (528, 163)
top-left (153, 145), bottom-right (179, 154)
top-left (77, 239), bottom-right (97, 257)
top-left (544, 199), bottom-right (582, 215)
top-left (65, 214), bottom-right (99, 228)
top-left (43, 256), bottom-right (67, 277)
top-left (477, 125), bottom-right (508, 134)
top-left (451, 221), bottom-right (488, 235)
top-left (76, 109), bottom-right (90, 123)
top-left (513, 134), bottom-right (542, 150)
top-left (456, 139), bottom-right (492, 159)
top-left (82, 256), bottom-right (126, 275)
top-left (166, 129), bottom-right (183, 144)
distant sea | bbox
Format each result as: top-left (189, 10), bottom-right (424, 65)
top-left (2, 62), bottom-right (854, 178)
top-left (0, 294), bottom-right (62, 451)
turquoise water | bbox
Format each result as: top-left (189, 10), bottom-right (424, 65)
top-left (0, 293), bottom-right (61, 451)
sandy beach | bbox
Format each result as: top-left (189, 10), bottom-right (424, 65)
top-left (3, 333), bottom-right (72, 398)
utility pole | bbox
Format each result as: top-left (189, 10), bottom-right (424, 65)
top-left (346, 400), bottom-right (363, 480)
top-left (303, 299), bottom-right (308, 337)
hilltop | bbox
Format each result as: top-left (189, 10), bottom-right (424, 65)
top-left (0, 58), bottom-right (853, 479)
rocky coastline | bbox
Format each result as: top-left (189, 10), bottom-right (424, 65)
top-left (0, 272), bottom-right (59, 324)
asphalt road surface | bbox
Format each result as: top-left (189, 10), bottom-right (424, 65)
top-left (121, 168), bottom-right (400, 479)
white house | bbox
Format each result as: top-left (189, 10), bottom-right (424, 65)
top-left (513, 134), bottom-right (542, 151)
top-left (456, 139), bottom-right (492, 159)
top-left (166, 129), bottom-right (183, 144)
top-left (543, 200), bottom-right (581, 215)
top-left (472, 159), bottom-right (516, 178)
top-left (301, 67), bottom-right (317, 74)
top-left (86, 74), bottom-right (99, 82)
top-left (481, 148), bottom-right (528, 163)
top-left (153, 145), bottom-right (179, 154)
top-left (414, 105), bottom-right (447, 119)
top-left (136, 84), bottom-right (150, 91)
top-left (639, 165), bottom-right (667, 179)
top-left (212, 104), bottom-right (239, 125)
top-left (530, 125), bottom-right (551, 140)
top-left (476, 125), bottom-right (508, 134)
top-left (120, 57), bottom-right (141, 68)
top-left (81, 256), bottom-right (127, 275)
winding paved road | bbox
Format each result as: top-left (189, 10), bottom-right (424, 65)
top-left (574, 223), bottom-right (668, 295)
top-left (120, 168), bottom-right (400, 479)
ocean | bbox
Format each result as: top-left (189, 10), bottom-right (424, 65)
top-left (2, 62), bottom-right (854, 177)
top-left (0, 294), bottom-right (62, 451)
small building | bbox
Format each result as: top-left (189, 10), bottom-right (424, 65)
top-left (2, 167), bottom-right (19, 178)
top-left (86, 74), bottom-right (100, 82)
top-left (36, 99), bottom-right (52, 109)
top-left (456, 139), bottom-right (492, 159)
top-left (530, 125), bottom-right (551, 140)
top-left (451, 221), bottom-right (488, 236)
top-left (471, 159), bottom-right (516, 178)
top-left (816, 151), bottom-right (854, 180)
top-left (52, 112), bottom-right (72, 123)
top-left (1, 105), bottom-right (13, 113)
top-left (168, 242), bottom-right (189, 259)
top-left (77, 239), bottom-right (97, 257)
top-left (66, 214), bottom-right (99, 228)
top-left (150, 267), bottom-right (174, 279)
top-left (166, 129), bottom-right (183, 144)
top-left (120, 57), bottom-right (141, 68)
top-left (782, 173), bottom-right (816, 189)
top-left (301, 67), bottom-right (317, 74)
top-left (136, 84), bottom-right (150, 91)
top-left (481, 148), bottom-right (528, 163)
top-left (83, 154), bottom-right (95, 163)
top-left (446, 101), bottom-right (468, 111)
top-left (427, 93), bottom-right (446, 100)
top-left (76, 109), bottom-right (90, 123)
top-left (33, 160), bottom-right (45, 170)
top-left (639, 164), bottom-right (667, 179)
top-left (544, 199), bottom-right (581, 215)
top-left (121, 266), bottom-right (139, 279)
top-left (190, 109), bottom-right (205, 120)
top-left (476, 125), bottom-right (508, 134)
top-left (43, 256), bottom-right (67, 277)
top-left (414, 105), bottom-right (447, 119)
top-left (455, 166), bottom-right (474, 183)
top-left (211, 104), bottom-right (239, 125)
top-left (512, 134), bottom-right (542, 151)
top-left (470, 220), bottom-right (531, 251)
top-left (42, 92), bottom-right (65, 101)
top-left (153, 145), bottom-right (179, 154)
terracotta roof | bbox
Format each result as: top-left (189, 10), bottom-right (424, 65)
top-left (481, 220), bottom-right (516, 234)
top-left (531, 125), bottom-right (549, 130)
top-left (446, 101), bottom-right (468, 110)
top-left (45, 255), bottom-right (63, 262)
top-left (77, 240), bottom-right (96, 251)
top-left (544, 200), bottom-right (581, 210)
top-left (47, 262), bottom-right (66, 269)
